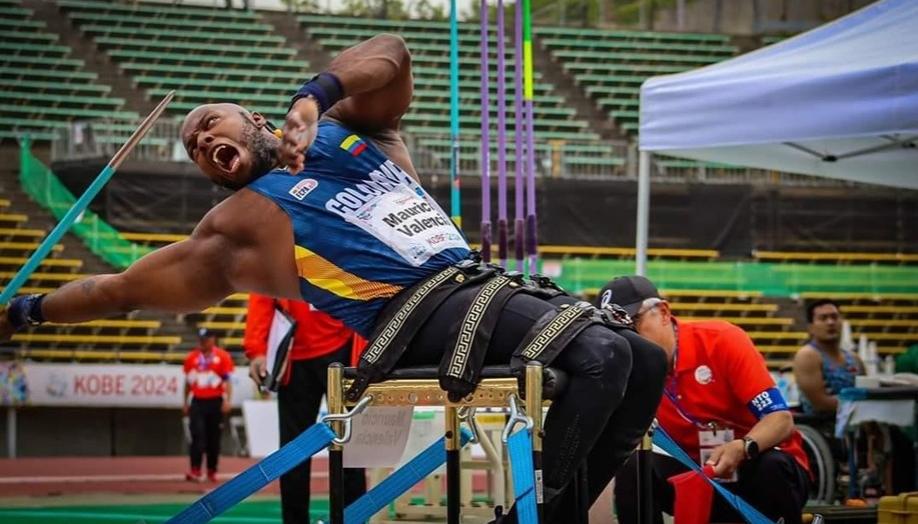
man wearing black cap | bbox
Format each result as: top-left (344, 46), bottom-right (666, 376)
top-left (182, 328), bottom-right (235, 482)
top-left (600, 276), bottom-right (810, 524)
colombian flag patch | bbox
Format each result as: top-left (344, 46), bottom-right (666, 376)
top-left (339, 134), bottom-right (367, 157)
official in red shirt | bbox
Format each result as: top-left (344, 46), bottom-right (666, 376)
top-left (604, 276), bottom-right (810, 524)
top-left (243, 295), bottom-right (365, 524)
top-left (182, 328), bottom-right (234, 483)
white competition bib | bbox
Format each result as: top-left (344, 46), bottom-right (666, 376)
top-left (345, 185), bottom-right (467, 266)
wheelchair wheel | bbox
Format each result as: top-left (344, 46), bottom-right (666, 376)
top-left (797, 423), bottom-right (836, 504)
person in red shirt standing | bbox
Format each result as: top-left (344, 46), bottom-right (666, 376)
top-left (602, 276), bottom-right (810, 524)
top-left (244, 294), bottom-right (366, 524)
top-left (182, 328), bottom-right (234, 483)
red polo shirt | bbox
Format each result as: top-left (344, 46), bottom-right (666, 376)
top-left (243, 295), bottom-right (354, 362)
top-left (656, 319), bottom-right (809, 473)
top-left (183, 347), bottom-right (234, 400)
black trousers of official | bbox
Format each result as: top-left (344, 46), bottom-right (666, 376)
top-left (400, 290), bottom-right (668, 523)
top-left (614, 449), bottom-right (810, 524)
top-left (279, 345), bottom-right (367, 524)
top-left (189, 397), bottom-right (223, 472)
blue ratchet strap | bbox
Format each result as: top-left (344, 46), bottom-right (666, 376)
top-left (652, 426), bottom-right (774, 524)
top-left (507, 428), bottom-right (538, 524)
top-left (345, 427), bottom-right (473, 524)
top-left (167, 423), bottom-right (337, 524)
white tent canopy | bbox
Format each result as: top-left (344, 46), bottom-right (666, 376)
top-left (633, 0), bottom-right (918, 274)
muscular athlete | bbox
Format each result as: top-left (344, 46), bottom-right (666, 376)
top-left (1, 35), bottom-right (666, 522)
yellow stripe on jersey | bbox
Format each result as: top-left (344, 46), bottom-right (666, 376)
top-left (294, 245), bottom-right (403, 301)
top-left (339, 134), bottom-right (361, 151)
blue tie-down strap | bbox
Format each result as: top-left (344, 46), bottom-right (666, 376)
top-left (345, 427), bottom-right (473, 524)
top-left (652, 426), bottom-right (775, 524)
top-left (508, 428), bottom-right (538, 524)
top-left (167, 423), bottom-right (337, 524)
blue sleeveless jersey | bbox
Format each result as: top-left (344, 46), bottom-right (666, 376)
top-left (247, 121), bottom-right (470, 337)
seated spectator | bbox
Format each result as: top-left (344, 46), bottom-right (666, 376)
top-left (605, 276), bottom-right (810, 524)
top-left (793, 299), bottom-right (863, 414)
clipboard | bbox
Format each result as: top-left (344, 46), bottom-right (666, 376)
top-left (263, 305), bottom-right (296, 392)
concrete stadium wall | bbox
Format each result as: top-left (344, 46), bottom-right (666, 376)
top-left (0, 407), bottom-right (239, 458)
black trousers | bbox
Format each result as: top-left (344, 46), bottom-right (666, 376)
top-left (189, 397), bottom-right (223, 472)
top-left (614, 449), bottom-right (810, 524)
top-left (279, 345), bottom-right (367, 524)
top-left (401, 290), bottom-right (668, 523)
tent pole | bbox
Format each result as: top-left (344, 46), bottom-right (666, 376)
top-left (636, 151), bottom-right (650, 276)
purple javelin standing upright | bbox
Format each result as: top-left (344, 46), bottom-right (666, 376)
top-left (479, 0), bottom-right (492, 263)
top-left (513, 0), bottom-right (526, 272)
top-left (496, 0), bottom-right (508, 267)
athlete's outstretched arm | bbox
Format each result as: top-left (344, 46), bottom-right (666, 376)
top-left (0, 191), bottom-right (300, 339)
top-left (279, 34), bottom-right (412, 172)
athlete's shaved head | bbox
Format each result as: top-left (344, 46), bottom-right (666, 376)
top-left (180, 103), bottom-right (279, 190)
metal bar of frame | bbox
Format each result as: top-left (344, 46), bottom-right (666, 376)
top-left (328, 363), bottom-right (346, 524)
top-left (446, 405), bottom-right (462, 524)
top-left (525, 361), bottom-right (544, 522)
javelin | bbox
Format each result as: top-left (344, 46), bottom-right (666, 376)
top-left (0, 90), bottom-right (176, 304)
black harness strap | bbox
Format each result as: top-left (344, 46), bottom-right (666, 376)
top-left (510, 301), bottom-right (599, 386)
top-left (346, 261), bottom-right (492, 401)
top-left (439, 272), bottom-right (526, 401)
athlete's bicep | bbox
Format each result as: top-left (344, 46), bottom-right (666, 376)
top-left (118, 233), bottom-right (235, 312)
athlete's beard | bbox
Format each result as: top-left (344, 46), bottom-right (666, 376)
top-left (243, 118), bottom-right (277, 181)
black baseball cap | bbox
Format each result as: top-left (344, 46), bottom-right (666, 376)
top-left (595, 275), bottom-right (661, 317)
top-left (198, 327), bottom-right (215, 339)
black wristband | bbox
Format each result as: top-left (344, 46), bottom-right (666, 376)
top-left (7, 293), bottom-right (46, 331)
top-left (290, 72), bottom-right (344, 115)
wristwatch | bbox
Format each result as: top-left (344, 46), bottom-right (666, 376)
top-left (742, 436), bottom-right (759, 460)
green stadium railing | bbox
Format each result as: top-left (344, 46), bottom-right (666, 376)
top-left (18, 137), bottom-right (152, 269)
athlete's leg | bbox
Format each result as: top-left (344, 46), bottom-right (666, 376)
top-left (405, 291), bottom-right (638, 521)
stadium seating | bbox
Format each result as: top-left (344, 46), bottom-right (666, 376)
top-left (296, 14), bottom-right (625, 175)
top-left (537, 25), bottom-right (736, 136)
top-left (0, 0), bottom-right (138, 141)
top-left (58, 0), bottom-right (310, 123)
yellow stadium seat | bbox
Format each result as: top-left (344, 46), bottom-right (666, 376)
top-left (0, 227), bottom-right (45, 238)
top-left (0, 271), bottom-right (84, 282)
top-left (197, 321), bottom-right (245, 330)
top-left (754, 250), bottom-right (918, 263)
top-left (677, 316), bottom-right (794, 326)
top-left (0, 256), bottom-right (83, 269)
top-left (202, 306), bottom-right (248, 316)
top-left (44, 319), bottom-right (162, 329)
top-left (11, 333), bottom-right (181, 345)
top-left (119, 232), bottom-right (189, 243)
top-left (0, 241), bottom-right (64, 252)
top-left (799, 291), bottom-right (918, 301)
top-left (0, 213), bottom-right (28, 223)
top-left (671, 302), bottom-right (778, 312)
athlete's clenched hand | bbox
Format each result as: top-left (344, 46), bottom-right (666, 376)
top-left (279, 97), bottom-right (320, 174)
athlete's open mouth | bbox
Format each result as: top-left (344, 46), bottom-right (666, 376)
top-left (211, 144), bottom-right (240, 173)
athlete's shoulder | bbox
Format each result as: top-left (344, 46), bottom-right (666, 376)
top-left (195, 186), bottom-right (290, 246)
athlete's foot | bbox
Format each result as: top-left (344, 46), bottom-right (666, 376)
top-left (185, 468), bottom-right (203, 482)
top-left (206, 469), bottom-right (218, 483)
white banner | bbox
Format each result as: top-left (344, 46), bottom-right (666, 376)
top-left (11, 363), bottom-right (256, 408)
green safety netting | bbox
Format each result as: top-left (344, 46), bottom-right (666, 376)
top-left (19, 139), bottom-right (153, 269)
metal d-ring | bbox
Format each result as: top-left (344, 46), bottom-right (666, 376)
top-left (501, 394), bottom-right (533, 444)
top-left (321, 395), bottom-right (373, 445)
